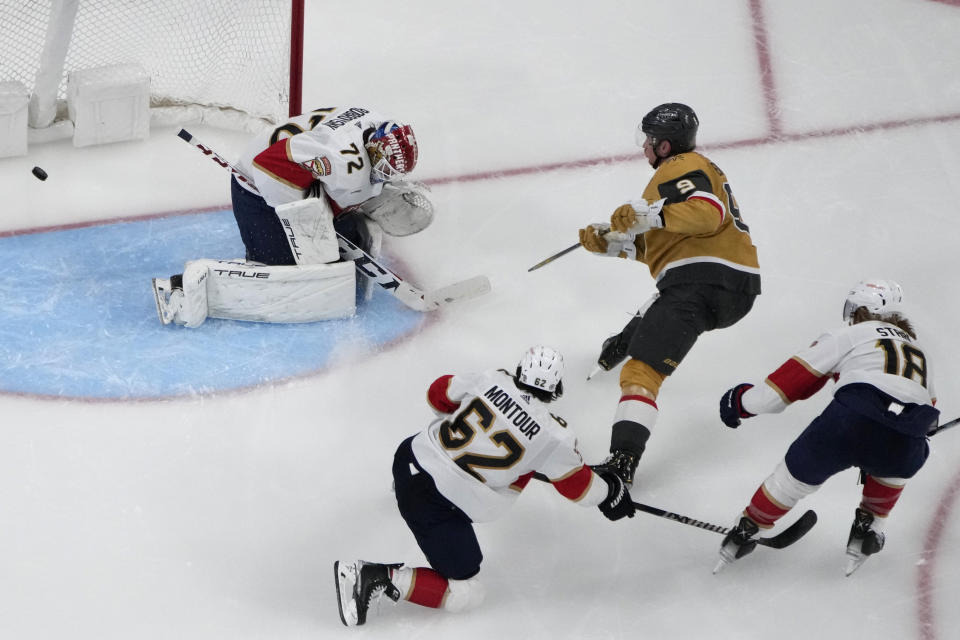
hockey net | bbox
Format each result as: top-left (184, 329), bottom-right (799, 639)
top-left (0, 0), bottom-right (303, 134)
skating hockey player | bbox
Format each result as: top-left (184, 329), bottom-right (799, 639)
top-left (152, 105), bottom-right (433, 327)
top-left (714, 279), bottom-right (938, 575)
top-left (334, 346), bottom-right (636, 627)
top-left (578, 103), bottom-right (761, 487)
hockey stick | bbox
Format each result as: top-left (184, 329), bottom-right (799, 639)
top-left (631, 501), bottom-right (818, 550)
top-left (176, 129), bottom-right (490, 312)
top-left (529, 226), bottom-right (636, 273)
top-left (528, 242), bottom-right (580, 272)
top-left (928, 416), bottom-right (960, 437)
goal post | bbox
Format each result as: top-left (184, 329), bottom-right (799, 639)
top-left (0, 0), bottom-right (304, 136)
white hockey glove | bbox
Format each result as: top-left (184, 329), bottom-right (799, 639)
top-left (578, 223), bottom-right (636, 259)
top-left (610, 198), bottom-right (665, 235)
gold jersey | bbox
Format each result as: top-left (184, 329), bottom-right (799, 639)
top-left (633, 151), bottom-right (761, 294)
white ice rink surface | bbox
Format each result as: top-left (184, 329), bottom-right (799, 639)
top-left (2, 1), bottom-right (960, 638)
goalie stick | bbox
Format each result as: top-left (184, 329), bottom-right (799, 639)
top-left (176, 128), bottom-right (490, 312)
top-left (631, 501), bottom-right (818, 550)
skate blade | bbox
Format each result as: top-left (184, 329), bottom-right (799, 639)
top-left (586, 365), bottom-right (604, 381)
top-left (333, 561), bottom-right (359, 626)
top-left (844, 552), bottom-right (869, 577)
top-left (712, 555), bottom-right (732, 575)
top-left (151, 279), bottom-right (173, 325)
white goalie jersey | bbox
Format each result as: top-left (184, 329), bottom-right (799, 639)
top-left (410, 369), bottom-right (608, 522)
top-left (235, 106), bottom-right (389, 209)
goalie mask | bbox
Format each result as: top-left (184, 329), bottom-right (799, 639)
top-left (365, 121), bottom-right (419, 183)
top-left (516, 345), bottom-right (564, 400)
top-left (842, 279), bottom-right (904, 324)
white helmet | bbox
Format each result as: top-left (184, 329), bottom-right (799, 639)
top-left (516, 345), bottom-right (564, 398)
top-left (842, 279), bottom-right (904, 324)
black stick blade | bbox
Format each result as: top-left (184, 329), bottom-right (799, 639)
top-left (758, 510), bottom-right (818, 549)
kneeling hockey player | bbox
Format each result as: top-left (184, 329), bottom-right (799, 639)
top-left (152, 105), bottom-right (432, 327)
top-left (334, 346), bottom-right (636, 626)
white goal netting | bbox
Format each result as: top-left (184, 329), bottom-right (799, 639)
top-left (0, 0), bottom-right (300, 132)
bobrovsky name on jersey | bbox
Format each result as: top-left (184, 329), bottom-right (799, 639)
top-left (322, 107), bottom-right (369, 130)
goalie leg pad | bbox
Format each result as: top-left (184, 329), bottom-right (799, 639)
top-left (359, 181), bottom-right (434, 237)
top-left (274, 197), bottom-right (340, 264)
top-left (205, 260), bottom-right (356, 323)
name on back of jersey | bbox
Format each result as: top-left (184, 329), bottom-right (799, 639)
top-left (483, 385), bottom-right (542, 440)
top-left (875, 325), bottom-right (911, 340)
top-left (322, 107), bottom-right (369, 130)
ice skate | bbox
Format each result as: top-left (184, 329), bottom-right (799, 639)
top-left (593, 449), bottom-right (640, 487)
top-left (151, 274), bottom-right (183, 325)
top-left (588, 329), bottom-right (635, 380)
top-left (714, 516), bottom-right (760, 574)
top-left (845, 507), bottom-right (885, 576)
top-left (334, 560), bottom-right (402, 627)
top-left (598, 332), bottom-right (629, 371)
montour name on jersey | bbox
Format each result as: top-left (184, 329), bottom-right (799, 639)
top-left (482, 385), bottom-right (542, 440)
top-left (322, 107), bottom-right (369, 130)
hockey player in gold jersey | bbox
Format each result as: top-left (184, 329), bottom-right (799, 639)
top-left (579, 103), bottom-right (761, 487)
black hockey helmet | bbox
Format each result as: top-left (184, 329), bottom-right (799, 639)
top-left (640, 103), bottom-right (699, 155)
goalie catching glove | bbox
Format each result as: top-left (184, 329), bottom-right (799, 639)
top-left (592, 466), bottom-right (636, 521)
top-left (610, 198), bottom-right (665, 235)
top-left (578, 223), bottom-right (637, 260)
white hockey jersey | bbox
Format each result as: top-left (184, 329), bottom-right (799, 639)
top-left (743, 320), bottom-right (936, 416)
top-left (410, 370), bottom-right (609, 522)
top-left (235, 106), bottom-right (389, 210)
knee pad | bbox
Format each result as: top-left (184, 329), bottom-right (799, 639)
top-left (619, 359), bottom-right (667, 396)
top-left (442, 577), bottom-right (485, 613)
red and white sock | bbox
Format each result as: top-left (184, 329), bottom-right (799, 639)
top-left (860, 475), bottom-right (906, 522)
top-left (744, 460), bottom-right (820, 528)
top-left (391, 567), bottom-right (448, 609)
top-left (614, 394), bottom-right (658, 430)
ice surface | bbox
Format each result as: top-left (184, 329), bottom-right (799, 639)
top-left (1, 1), bottom-right (959, 638)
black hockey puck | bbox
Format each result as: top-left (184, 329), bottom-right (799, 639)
top-left (32, 166), bottom-right (48, 181)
